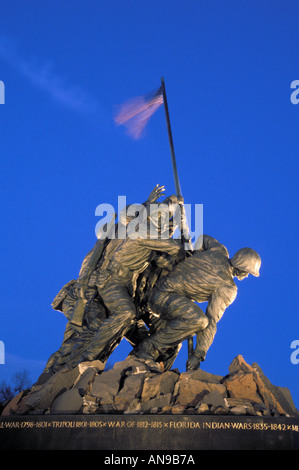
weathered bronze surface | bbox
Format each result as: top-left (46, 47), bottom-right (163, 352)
top-left (43, 185), bottom-right (261, 377)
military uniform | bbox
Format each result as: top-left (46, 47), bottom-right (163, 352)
top-left (79, 235), bottom-right (184, 363)
top-left (134, 235), bottom-right (244, 368)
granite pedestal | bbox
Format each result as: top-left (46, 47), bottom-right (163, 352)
top-left (1, 414), bottom-right (298, 451)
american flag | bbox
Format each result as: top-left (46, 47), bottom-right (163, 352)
top-left (114, 86), bottom-right (164, 139)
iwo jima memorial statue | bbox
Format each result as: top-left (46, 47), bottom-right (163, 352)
top-left (2, 80), bottom-right (298, 422)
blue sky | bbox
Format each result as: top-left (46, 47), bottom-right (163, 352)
top-left (0, 1), bottom-right (298, 408)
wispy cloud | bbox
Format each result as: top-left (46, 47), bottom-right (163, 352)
top-left (0, 36), bottom-right (98, 114)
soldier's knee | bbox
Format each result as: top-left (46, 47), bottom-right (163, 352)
top-left (198, 315), bottom-right (209, 331)
top-left (193, 312), bottom-right (209, 332)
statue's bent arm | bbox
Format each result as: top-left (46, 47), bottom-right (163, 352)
top-left (194, 284), bottom-right (237, 361)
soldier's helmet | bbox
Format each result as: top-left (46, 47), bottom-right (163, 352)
top-left (230, 248), bottom-right (261, 277)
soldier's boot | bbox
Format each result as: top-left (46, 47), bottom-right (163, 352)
top-left (132, 337), bottom-right (161, 362)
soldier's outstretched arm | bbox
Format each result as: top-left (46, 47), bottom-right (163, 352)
top-left (186, 285), bottom-right (237, 370)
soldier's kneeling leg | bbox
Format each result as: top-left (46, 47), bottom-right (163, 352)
top-left (80, 282), bottom-right (137, 362)
top-left (135, 289), bottom-right (208, 360)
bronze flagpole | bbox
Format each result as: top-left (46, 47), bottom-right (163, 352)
top-left (160, 77), bottom-right (194, 360)
top-left (160, 77), bottom-right (182, 197)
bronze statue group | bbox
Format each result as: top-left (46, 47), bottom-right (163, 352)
top-left (43, 185), bottom-right (261, 378)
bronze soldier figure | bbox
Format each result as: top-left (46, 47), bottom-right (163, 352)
top-left (133, 235), bottom-right (261, 370)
